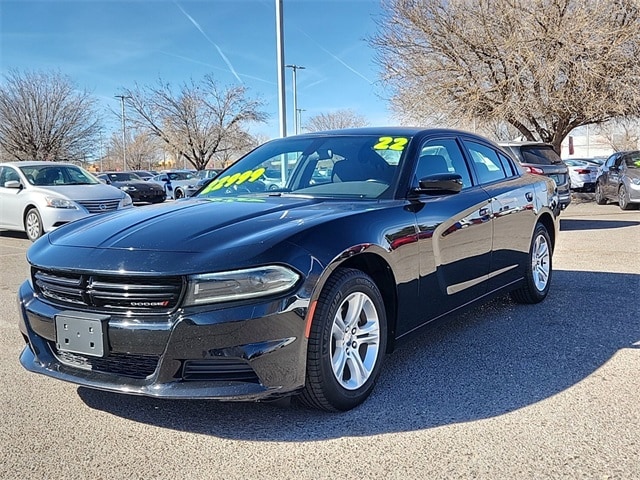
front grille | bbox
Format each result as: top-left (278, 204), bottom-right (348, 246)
top-left (55, 348), bottom-right (159, 378)
top-left (77, 199), bottom-right (121, 213)
top-left (33, 268), bottom-right (185, 313)
top-left (182, 358), bottom-right (260, 383)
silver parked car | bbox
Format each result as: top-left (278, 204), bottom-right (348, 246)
top-left (0, 161), bottom-right (133, 241)
top-left (149, 170), bottom-right (199, 199)
top-left (595, 151), bottom-right (640, 210)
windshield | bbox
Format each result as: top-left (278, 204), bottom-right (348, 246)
top-left (20, 164), bottom-right (100, 186)
top-left (167, 171), bottom-right (196, 181)
top-left (104, 172), bottom-right (142, 181)
top-left (198, 134), bottom-right (410, 199)
top-left (624, 152), bottom-right (640, 168)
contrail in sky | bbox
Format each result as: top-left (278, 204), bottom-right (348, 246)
top-left (296, 28), bottom-right (373, 85)
top-left (175, 3), bottom-right (243, 83)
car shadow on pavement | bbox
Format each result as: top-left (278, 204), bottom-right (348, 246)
top-left (78, 269), bottom-right (640, 442)
top-left (560, 219), bottom-right (640, 231)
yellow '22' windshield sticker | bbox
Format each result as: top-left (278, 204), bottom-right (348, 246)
top-left (373, 137), bottom-right (408, 151)
top-left (201, 167), bottom-right (266, 194)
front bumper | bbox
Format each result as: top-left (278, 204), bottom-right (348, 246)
top-left (627, 181), bottom-right (640, 203)
top-left (18, 280), bottom-right (310, 401)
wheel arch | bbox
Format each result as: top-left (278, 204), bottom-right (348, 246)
top-left (536, 212), bottom-right (556, 252)
top-left (22, 203), bottom-right (41, 226)
top-left (315, 251), bottom-right (399, 354)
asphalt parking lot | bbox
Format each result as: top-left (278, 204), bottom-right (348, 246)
top-left (1, 198), bottom-right (638, 479)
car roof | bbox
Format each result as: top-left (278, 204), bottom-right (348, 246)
top-left (0, 160), bottom-right (78, 167)
top-left (295, 126), bottom-right (474, 137)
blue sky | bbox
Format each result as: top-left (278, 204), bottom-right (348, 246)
top-left (0, 0), bottom-right (393, 140)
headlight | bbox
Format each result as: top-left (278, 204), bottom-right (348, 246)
top-left (121, 185), bottom-right (137, 192)
top-left (184, 265), bottom-right (300, 306)
top-left (45, 196), bottom-right (78, 209)
top-left (631, 178), bottom-right (640, 186)
top-left (120, 194), bottom-right (133, 208)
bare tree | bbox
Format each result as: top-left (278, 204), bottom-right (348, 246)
top-left (117, 75), bottom-right (267, 171)
top-left (595, 117), bottom-right (640, 152)
top-left (373, 0), bottom-right (640, 153)
top-left (0, 69), bottom-right (102, 161)
top-left (211, 129), bottom-right (267, 169)
top-left (304, 109), bottom-right (368, 132)
top-left (107, 129), bottom-right (162, 171)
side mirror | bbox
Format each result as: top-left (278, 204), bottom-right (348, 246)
top-left (414, 173), bottom-right (463, 195)
top-left (3, 180), bottom-right (22, 189)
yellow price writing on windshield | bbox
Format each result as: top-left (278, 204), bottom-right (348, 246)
top-left (201, 167), bottom-right (266, 194)
top-left (373, 137), bottom-right (408, 151)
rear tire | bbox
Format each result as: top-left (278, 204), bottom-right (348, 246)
top-left (299, 268), bottom-right (387, 412)
top-left (594, 182), bottom-right (607, 205)
top-left (511, 223), bottom-right (552, 304)
top-left (24, 208), bottom-right (44, 242)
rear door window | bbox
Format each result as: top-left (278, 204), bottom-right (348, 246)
top-left (520, 146), bottom-right (563, 165)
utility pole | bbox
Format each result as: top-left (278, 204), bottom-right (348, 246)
top-left (297, 108), bottom-right (305, 133)
top-left (114, 95), bottom-right (131, 171)
top-left (286, 64), bottom-right (305, 134)
top-left (276, 0), bottom-right (287, 138)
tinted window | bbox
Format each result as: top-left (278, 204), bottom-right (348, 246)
top-left (415, 138), bottom-right (472, 188)
top-left (623, 152), bottom-right (640, 168)
top-left (463, 141), bottom-right (507, 184)
top-left (520, 146), bottom-right (563, 165)
top-left (498, 152), bottom-right (519, 177)
top-left (0, 166), bottom-right (20, 185)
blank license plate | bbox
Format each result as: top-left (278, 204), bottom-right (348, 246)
top-left (55, 312), bottom-right (109, 357)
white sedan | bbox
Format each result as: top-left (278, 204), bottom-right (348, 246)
top-left (564, 159), bottom-right (599, 192)
top-left (0, 161), bottom-right (133, 241)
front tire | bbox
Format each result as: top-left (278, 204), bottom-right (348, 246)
top-left (174, 188), bottom-right (184, 199)
top-left (511, 223), bottom-right (552, 304)
top-left (24, 208), bottom-right (44, 242)
top-left (594, 182), bottom-right (607, 205)
top-left (299, 268), bottom-right (387, 412)
top-left (618, 185), bottom-right (634, 210)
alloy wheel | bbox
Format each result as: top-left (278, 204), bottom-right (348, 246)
top-left (330, 291), bottom-right (381, 390)
top-left (531, 233), bottom-right (550, 292)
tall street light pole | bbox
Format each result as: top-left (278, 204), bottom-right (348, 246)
top-left (297, 108), bottom-right (305, 133)
top-left (276, 0), bottom-right (287, 138)
top-left (285, 64), bottom-right (305, 134)
top-left (114, 95), bottom-right (131, 171)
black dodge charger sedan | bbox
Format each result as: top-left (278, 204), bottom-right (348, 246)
top-left (97, 171), bottom-right (166, 204)
top-left (18, 128), bottom-right (559, 411)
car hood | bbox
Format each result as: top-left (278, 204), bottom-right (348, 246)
top-left (29, 195), bottom-right (382, 274)
top-left (28, 183), bottom-right (126, 200)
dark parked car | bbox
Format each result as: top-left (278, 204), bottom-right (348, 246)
top-left (97, 172), bottom-right (166, 204)
top-left (499, 142), bottom-right (571, 211)
top-left (129, 170), bottom-right (156, 181)
top-left (18, 128), bottom-right (559, 412)
top-left (595, 150), bottom-right (640, 210)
